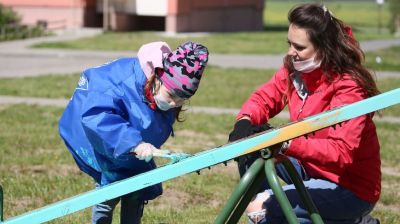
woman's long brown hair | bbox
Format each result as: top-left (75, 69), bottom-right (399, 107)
top-left (144, 72), bottom-right (184, 122)
top-left (283, 3), bottom-right (380, 100)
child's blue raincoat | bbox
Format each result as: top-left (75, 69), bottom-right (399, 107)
top-left (59, 57), bottom-right (175, 201)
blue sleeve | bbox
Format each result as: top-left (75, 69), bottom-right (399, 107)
top-left (81, 91), bottom-right (142, 159)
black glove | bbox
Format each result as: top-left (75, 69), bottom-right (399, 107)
top-left (228, 119), bottom-right (252, 142)
top-left (228, 119), bottom-right (273, 142)
top-left (229, 120), bottom-right (273, 177)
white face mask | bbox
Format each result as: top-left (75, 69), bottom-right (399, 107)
top-left (154, 94), bottom-right (173, 111)
top-left (292, 56), bottom-right (321, 73)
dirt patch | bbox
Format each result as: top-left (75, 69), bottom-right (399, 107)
top-left (374, 203), bottom-right (400, 213)
top-left (153, 189), bottom-right (191, 210)
top-left (174, 130), bottom-right (226, 140)
top-left (381, 166), bottom-right (400, 177)
top-left (203, 162), bottom-right (239, 177)
top-left (5, 164), bottom-right (80, 176)
top-left (11, 196), bottom-right (44, 214)
top-left (152, 187), bottom-right (222, 210)
top-left (0, 104), bottom-right (12, 112)
top-left (163, 129), bottom-right (227, 153)
top-left (34, 147), bottom-right (63, 156)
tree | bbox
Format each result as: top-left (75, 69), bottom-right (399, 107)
top-left (0, 3), bottom-right (21, 26)
top-left (0, 3), bottom-right (46, 41)
top-left (388, 0), bottom-right (400, 34)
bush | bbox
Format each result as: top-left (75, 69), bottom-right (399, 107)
top-left (0, 3), bottom-right (47, 41)
top-left (0, 3), bottom-right (21, 26)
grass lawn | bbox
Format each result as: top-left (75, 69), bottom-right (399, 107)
top-left (0, 1), bottom-right (398, 220)
top-left (33, 1), bottom-right (395, 55)
top-left (264, 0), bottom-right (392, 29)
top-left (0, 66), bottom-right (399, 116)
top-left (365, 46), bottom-right (400, 71)
top-left (0, 67), bottom-right (274, 107)
top-left (0, 105), bottom-right (245, 223)
top-left (0, 104), bottom-right (399, 223)
top-left (33, 30), bottom-right (395, 55)
top-left (33, 31), bottom-right (291, 55)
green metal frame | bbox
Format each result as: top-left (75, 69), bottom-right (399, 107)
top-left (1, 185), bottom-right (3, 222)
top-left (215, 148), bottom-right (324, 224)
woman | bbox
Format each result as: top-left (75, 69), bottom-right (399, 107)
top-left (229, 4), bottom-right (381, 224)
top-left (59, 41), bottom-right (208, 223)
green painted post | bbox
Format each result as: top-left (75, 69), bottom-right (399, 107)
top-left (215, 158), bottom-right (265, 223)
top-left (282, 158), bottom-right (324, 224)
top-left (265, 159), bottom-right (298, 224)
top-left (226, 160), bottom-right (267, 223)
top-left (216, 153), bottom-right (325, 224)
top-left (1, 185), bottom-right (3, 222)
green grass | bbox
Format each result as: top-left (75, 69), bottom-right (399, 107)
top-left (34, 31), bottom-right (292, 55)
top-left (0, 104), bottom-right (92, 222)
top-left (372, 122), bottom-right (400, 224)
top-left (376, 78), bottom-right (400, 117)
top-left (0, 67), bottom-right (275, 108)
top-left (365, 46), bottom-right (400, 71)
top-left (264, 1), bottom-right (392, 29)
top-left (0, 104), bottom-right (239, 223)
top-left (0, 66), bottom-right (398, 116)
top-left (32, 1), bottom-right (395, 55)
top-left (0, 74), bottom-right (78, 99)
top-left (33, 29), bottom-right (394, 55)
top-left (0, 1), bottom-right (399, 221)
top-left (189, 67), bottom-right (274, 108)
top-left (0, 105), bottom-right (399, 223)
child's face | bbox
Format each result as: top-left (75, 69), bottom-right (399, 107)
top-left (287, 24), bottom-right (317, 61)
top-left (157, 82), bottom-right (185, 108)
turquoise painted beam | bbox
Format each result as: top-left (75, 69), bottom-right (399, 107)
top-left (1, 88), bottom-right (400, 224)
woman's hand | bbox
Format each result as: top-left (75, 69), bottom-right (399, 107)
top-left (228, 119), bottom-right (273, 142)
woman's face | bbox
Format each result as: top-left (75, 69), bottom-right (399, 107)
top-left (287, 24), bottom-right (317, 61)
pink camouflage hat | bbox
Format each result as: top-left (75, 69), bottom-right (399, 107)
top-left (159, 41), bottom-right (209, 99)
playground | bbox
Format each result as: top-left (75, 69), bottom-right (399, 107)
top-left (1, 1), bottom-right (400, 223)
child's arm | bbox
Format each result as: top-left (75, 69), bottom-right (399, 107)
top-left (80, 91), bottom-right (142, 159)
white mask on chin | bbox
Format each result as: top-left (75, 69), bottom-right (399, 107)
top-left (152, 80), bottom-right (173, 111)
top-left (292, 55), bottom-right (321, 73)
top-left (154, 94), bottom-right (173, 111)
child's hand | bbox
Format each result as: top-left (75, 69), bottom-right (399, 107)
top-left (133, 142), bottom-right (158, 162)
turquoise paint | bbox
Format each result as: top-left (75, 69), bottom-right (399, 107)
top-left (1, 88), bottom-right (399, 224)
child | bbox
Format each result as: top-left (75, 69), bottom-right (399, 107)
top-left (59, 41), bottom-right (209, 224)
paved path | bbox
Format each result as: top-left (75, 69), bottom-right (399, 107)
top-left (1, 28), bottom-right (400, 78)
